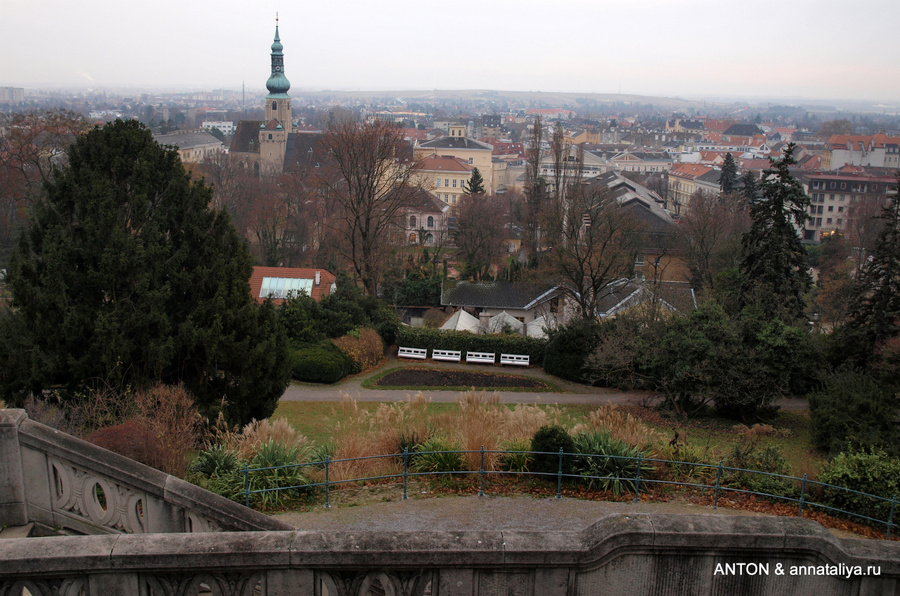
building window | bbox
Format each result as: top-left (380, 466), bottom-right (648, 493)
top-left (468, 157), bottom-right (473, 164)
top-left (452, 179), bottom-right (457, 188)
top-left (409, 216), bottom-right (417, 228)
top-left (827, 218), bottom-right (832, 224)
top-left (828, 206), bottom-right (833, 212)
top-left (272, 101), bottom-right (277, 111)
top-left (436, 179), bottom-right (442, 187)
top-left (427, 216), bottom-right (434, 228)
top-left (444, 179), bottom-right (449, 187)
top-left (259, 277), bottom-right (313, 300)
top-left (816, 218), bottom-right (822, 226)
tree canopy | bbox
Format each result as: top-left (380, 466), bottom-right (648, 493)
top-left (845, 174), bottom-right (900, 360)
top-left (739, 143), bottom-right (811, 321)
top-left (719, 153), bottom-right (738, 195)
top-left (0, 120), bottom-right (291, 425)
top-left (463, 167), bottom-right (485, 195)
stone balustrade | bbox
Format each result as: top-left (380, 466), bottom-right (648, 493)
top-left (1, 515), bottom-right (899, 595)
top-left (0, 409), bottom-right (288, 535)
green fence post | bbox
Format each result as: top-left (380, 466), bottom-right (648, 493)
top-left (798, 474), bottom-right (807, 518)
top-left (556, 448), bottom-right (563, 499)
top-left (887, 495), bottom-right (897, 541)
top-left (479, 445), bottom-right (485, 497)
top-left (714, 462), bottom-right (723, 509)
top-left (324, 455), bottom-right (330, 509)
top-left (243, 464), bottom-right (250, 508)
top-left (403, 447), bottom-right (409, 500)
top-left (634, 453), bottom-right (642, 502)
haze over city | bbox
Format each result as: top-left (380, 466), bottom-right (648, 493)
top-left (2, 0), bottom-right (899, 104)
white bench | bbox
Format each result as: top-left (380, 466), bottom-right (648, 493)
top-left (500, 354), bottom-right (530, 366)
top-left (432, 349), bottom-right (462, 362)
top-left (398, 347), bottom-right (427, 360)
top-left (465, 351), bottom-right (495, 365)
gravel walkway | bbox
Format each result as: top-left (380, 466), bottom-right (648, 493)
top-left (280, 358), bottom-right (808, 410)
top-left (275, 493), bottom-right (771, 533)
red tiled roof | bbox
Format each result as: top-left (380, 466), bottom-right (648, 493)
top-left (669, 163), bottom-right (712, 179)
top-left (418, 155), bottom-right (472, 172)
top-left (249, 267), bottom-right (336, 304)
top-left (826, 133), bottom-right (900, 150)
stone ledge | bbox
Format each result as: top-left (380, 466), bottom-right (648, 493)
top-left (1, 514), bottom-right (897, 577)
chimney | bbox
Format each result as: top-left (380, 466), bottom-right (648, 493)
top-left (315, 271), bottom-right (320, 286)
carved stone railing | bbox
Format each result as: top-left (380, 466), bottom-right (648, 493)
top-left (0, 409), bottom-right (289, 535)
top-left (1, 515), bottom-right (899, 595)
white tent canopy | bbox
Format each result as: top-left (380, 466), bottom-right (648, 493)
top-left (526, 316), bottom-right (548, 339)
top-left (487, 311), bottom-right (524, 334)
top-left (440, 308), bottom-right (480, 333)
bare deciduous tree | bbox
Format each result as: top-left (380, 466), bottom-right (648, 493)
top-left (543, 183), bottom-right (643, 319)
top-left (317, 119), bottom-right (421, 295)
top-left (676, 190), bottom-right (749, 291)
top-left (0, 109), bottom-right (89, 267)
top-left (453, 194), bottom-right (508, 281)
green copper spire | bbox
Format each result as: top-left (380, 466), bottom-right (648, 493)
top-left (266, 15), bottom-right (291, 98)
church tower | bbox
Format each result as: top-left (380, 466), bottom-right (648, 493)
top-left (259, 17), bottom-right (292, 174)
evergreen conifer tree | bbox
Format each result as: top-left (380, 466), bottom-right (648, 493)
top-left (739, 170), bottom-right (758, 204)
top-left (739, 143), bottom-right (811, 321)
top-left (0, 120), bottom-right (290, 425)
top-left (846, 175), bottom-right (900, 353)
top-left (720, 152), bottom-right (738, 194)
top-left (463, 167), bottom-right (485, 195)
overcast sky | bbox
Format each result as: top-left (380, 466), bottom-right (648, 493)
top-left (2, 0), bottom-right (898, 103)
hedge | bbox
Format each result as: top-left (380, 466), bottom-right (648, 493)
top-left (290, 342), bottom-right (354, 384)
top-left (395, 327), bottom-right (547, 366)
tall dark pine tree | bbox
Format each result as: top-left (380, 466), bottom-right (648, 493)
top-left (846, 174), bottom-right (900, 353)
top-left (739, 170), bottom-right (758, 204)
top-left (720, 152), bottom-right (738, 194)
top-left (739, 143), bottom-right (811, 321)
top-left (0, 120), bottom-right (291, 425)
top-left (463, 167), bottom-right (485, 195)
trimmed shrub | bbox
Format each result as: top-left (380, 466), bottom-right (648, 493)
top-left (291, 342), bottom-right (353, 383)
top-left (543, 321), bottom-right (603, 382)
top-left (808, 368), bottom-right (900, 456)
top-left (817, 449), bottom-right (900, 526)
top-left (572, 430), bottom-right (653, 495)
top-left (530, 425), bottom-right (576, 478)
top-left (85, 419), bottom-right (159, 467)
top-left (396, 326), bottom-right (547, 366)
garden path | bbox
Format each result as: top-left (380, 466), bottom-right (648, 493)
top-left (280, 358), bottom-right (808, 410)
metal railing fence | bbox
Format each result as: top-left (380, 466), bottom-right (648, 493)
top-left (240, 448), bottom-right (899, 540)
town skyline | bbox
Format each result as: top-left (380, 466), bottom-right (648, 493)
top-left (2, 0), bottom-right (899, 106)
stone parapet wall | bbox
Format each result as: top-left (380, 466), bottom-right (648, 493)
top-left (1, 515), bottom-right (899, 595)
top-left (0, 409), bottom-right (289, 535)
